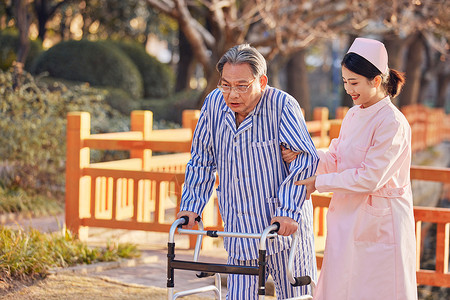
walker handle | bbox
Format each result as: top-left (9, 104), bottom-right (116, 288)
top-left (178, 215), bottom-right (201, 228)
top-left (291, 275), bottom-right (311, 287)
top-left (270, 221), bottom-right (280, 233)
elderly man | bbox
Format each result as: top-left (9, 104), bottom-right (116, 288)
top-left (177, 44), bottom-right (318, 299)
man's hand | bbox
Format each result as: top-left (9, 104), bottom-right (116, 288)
top-left (176, 210), bottom-right (199, 229)
top-left (280, 145), bottom-right (299, 164)
top-left (294, 176), bottom-right (317, 199)
top-left (271, 216), bottom-right (298, 236)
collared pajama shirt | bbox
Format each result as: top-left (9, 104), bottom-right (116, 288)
top-left (180, 86), bottom-right (319, 262)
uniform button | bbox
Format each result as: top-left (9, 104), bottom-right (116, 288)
top-left (387, 191), bottom-right (393, 196)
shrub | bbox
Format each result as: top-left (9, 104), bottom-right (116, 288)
top-left (140, 88), bottom-right (201, 123)
top-left (0, 29), bottom-right (43, 71)
top-left (0, 226), bottom-right (140, 281)
top-left (30, 40), bottom-right (143, 98)
top-left (105, 40), bottom-right (174, 98)
top-left (0, 69), bottom-right (128, 196)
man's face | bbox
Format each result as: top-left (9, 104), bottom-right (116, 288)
top-left (220, 63), bottom-right (267, 123)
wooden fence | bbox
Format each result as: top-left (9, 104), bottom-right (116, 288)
top-left (66, 106), bottom-right (450, 287)
top-left (401, 104), bottom-right (450, 153)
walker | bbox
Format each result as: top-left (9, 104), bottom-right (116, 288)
top-left (167, 216), bottom-right (315, 299)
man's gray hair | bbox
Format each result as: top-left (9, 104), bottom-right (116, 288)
top-left (216, 44), bottom-right (267, 78)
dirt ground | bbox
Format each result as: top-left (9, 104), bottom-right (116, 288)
top-left (0, 273), bottom-right (209, 300)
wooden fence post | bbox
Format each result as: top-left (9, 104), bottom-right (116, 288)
top-left (313, 107), bottom-right (329, 148)
top-left (182, 110), bottom-right (201, 134)
top-left (131, 110), bottom-right (153, 170)
top-left (130, 111), bottom-right (153, 222)
top-left (329, 106), bottom-right (348, 141)
top-left (335, 106), bottom-right (349, 119)
top-left (66, 112), bottom-right (91, 238)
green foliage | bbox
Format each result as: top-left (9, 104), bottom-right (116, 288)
top-left (104, 40), bottom-right (174, 98)
top-left (0, 226), bottom-right (140, 281)
top-left (0, 29), bottom-right (43, 71)
top-left (0, 69), bottom-right (128, 196)
top-left (101, 86), bottom-right (139, 115)
top-left (141, 89), bottom-right (201, 123)
top-left (30, 40), bottom-right (143, 98)
top-left (0, 186), bottom-right (63, 217)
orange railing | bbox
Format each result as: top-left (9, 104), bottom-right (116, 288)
top-left (65, 107), bottom-right (349, 247)
top-left (401, 104), bottom-right (450, 153)
top-left (66, 107), bottom-right (450, 287)
top-left (65, 110), bottom-right (197, 239)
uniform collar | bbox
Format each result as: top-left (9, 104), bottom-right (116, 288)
top-left (354, 96), bottom-right (390, 115)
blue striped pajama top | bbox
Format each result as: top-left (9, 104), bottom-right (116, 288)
top-left (180, 86), bottom-right (319, 261)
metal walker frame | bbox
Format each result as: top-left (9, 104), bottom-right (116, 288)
top-left (167, 216), bottom-right (315, 299)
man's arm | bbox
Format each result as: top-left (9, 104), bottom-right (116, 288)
top-left (178, 100), bottom-right (217, 227)
top-left (276, 98), bottom-right (319, 224)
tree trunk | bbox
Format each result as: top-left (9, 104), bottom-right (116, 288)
top-left (196, 63), bottom-right (219, 108)
top-left (175, 30), bottom-right (194, 92)
top-left (34, 0), bottom-right (48, 41)
top-left (13, 0), bottom-right (30, 89)
top-left (267, 55), bottom-right (285, 89)
top-left (436, 72), bottom-right (449, 109)
top-left (383, 35), bottom-right (405, 70)
top-left (398, 33), bottom-right (425, 107)
top-left (14, 0), bottom-right (30, 65)
top-left (286, 49), bottom-right (311, 120)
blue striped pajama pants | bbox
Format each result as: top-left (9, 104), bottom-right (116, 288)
top-left (226, 248), bottom-right (312, 300)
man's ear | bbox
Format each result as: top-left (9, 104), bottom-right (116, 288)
top-left (260, 74), bottom-right (268, 91)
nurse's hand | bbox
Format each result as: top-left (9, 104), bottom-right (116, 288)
top-left (295, 176), bottom-right (317, 199)
top-left (280, 145), bottom-right (299, 164)
top-left (176, 210), bottom-right (199, 229)
top-left (271, 216), bottom-right (298, 236)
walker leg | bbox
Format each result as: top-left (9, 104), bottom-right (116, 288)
top-left (168, 288), bottom-right (174, 300)
top-left (214, 273), bottom-right (222, 300)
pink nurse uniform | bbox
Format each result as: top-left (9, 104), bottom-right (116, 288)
top-left (314, 97), bottom-right (418, 300)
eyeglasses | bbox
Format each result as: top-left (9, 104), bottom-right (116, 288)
top-left (217, 77), bottom-right (257, 93)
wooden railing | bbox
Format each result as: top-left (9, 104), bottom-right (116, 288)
top-left (65, 110), bottom-right (197, 240)
top-left (401, 104), bottom-right (450, 153)
top-left (66, 107), bottom-right (450, 287)
top-left (65, 107), bottom-right (348, 238)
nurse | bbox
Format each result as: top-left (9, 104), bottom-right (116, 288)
top-left (289, 37), bottom-right (418, 299)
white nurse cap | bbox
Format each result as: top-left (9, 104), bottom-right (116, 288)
top-left (347, 37), bottom-right (389, 74)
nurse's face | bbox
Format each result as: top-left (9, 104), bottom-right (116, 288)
top-left (342, 66), bottom-right (381, 108)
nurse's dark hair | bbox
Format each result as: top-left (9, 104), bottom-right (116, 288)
top-left (341, 52), bottom-right (405, 98)
top-left (216, 44), bottom-right (267, 78)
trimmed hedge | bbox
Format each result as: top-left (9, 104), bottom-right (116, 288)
top-left (30, 40), bottom-right (143, 98)
top-left (0, 30), bottom-right (43, 71)
top-left (105, 40), bottom-right (174, 98)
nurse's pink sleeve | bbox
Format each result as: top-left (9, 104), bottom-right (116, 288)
top-left (317, 138), bottom-right (339, 175)
top-left (316, 117), bottom-right (410, 194)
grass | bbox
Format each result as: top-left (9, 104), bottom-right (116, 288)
top-left (0, 226), bottom-right (140, 284)
top-left (0, 273), bottom-right (209, 300)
